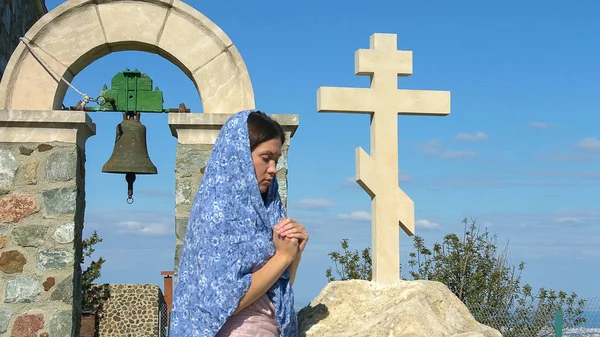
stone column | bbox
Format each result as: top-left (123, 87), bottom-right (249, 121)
top-left (0, 110), bottom-right (95, 336)
top-left (168, 113), bottom-right (299, 278)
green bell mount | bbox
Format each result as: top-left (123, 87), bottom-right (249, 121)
top-left (69, 69), bottom-right (190, 204)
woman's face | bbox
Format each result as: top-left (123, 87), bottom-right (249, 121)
top-left (252, 138), bottom-right (282, 193)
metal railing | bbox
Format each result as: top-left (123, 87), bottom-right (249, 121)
top-left (470, 298), bottom-right (600, 337)
top-left (158, 295), bottom-right (169, 337)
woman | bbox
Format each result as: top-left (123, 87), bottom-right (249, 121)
top-left (169, 110), bottom-right (309, 337)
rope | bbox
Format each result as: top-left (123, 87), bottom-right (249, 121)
top-left (19, 36), bottom-right (94, 106)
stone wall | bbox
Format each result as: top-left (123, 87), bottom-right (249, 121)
top-left (91, 284), bottom-right (165, 336)
top-left (173, 144), bottom-right (211, 275)
top-left (0, 141), bottom-right (85, 336)
top-left (0, 0), bottom-right (47, 80)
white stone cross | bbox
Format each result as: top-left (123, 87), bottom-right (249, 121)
top-left (317, 33), bottom-right (450, 283)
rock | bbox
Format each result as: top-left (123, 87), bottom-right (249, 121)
top-left (175, 178), bottom-right (193, 206)
top-left (37, 144), bottom-right (53, 152)
top-left (23, 161), bottom-right (39, 185)
top-left (298, 280), bottom-right (502, 337)
top-left (43, 187), bottom-right (76, 216)
top-left (50, 275), bottom-right (72, 304)
top-left (276, 167), bottom-right (288, 202)
top-left (12, 225), bottom-right (48, 247)
top-left (43, 277), bottom-right (56, 291)
top-left (37, 248), bottom-right (74, 270)
top-left (52, 222), bottom-right (75, 244)
top-left (5, 275), bottom-right (40, 303)
top-left (0, 150), bottom-right (19, 188)
top-left (46, 150), bottom-right (77, 182)
top-left (0, 307), bottom-right (11, 333)
top-left (0, 250), bottom-right (27, 273)
top-left (49, 310), bottom-right (72, 337)
top-left (11, 313), bottom-right (44, 337)
top-left (175, 217), bottom-right (188, 241)
top-left (0, 194), bottom-right (37, 223)
top-left (174, 243), bottom-right (183, 271)
top-left (175, 145), bottom-right (213, 178)
top-left (0, 235), bottom-right (7, 249)
top-left (18, 146), bottom-right (34, 156)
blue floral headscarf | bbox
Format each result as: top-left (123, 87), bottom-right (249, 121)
top-left (169, 110), bottom-right (297, 337)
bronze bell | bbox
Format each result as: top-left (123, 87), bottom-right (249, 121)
top-left (102, 112), bottom-right (158, 203)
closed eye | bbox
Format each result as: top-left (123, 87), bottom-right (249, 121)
top-left (262, 156), bottom-right (279, 166)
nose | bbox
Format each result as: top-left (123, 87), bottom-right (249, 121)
top-left (267, 161), bottom-right (278, 175)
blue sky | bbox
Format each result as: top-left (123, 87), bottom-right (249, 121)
top-left (43, 0), bottom-right (599, 306)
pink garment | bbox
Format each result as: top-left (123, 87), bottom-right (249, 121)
top-left (215, 294), bottom-right (280, 337)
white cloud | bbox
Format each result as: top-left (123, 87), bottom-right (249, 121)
top-left (415, 219), bottom-right (440, 229)
top-left (115, 220), bottom-right (170, 236)
top-left (419, 140), bottom-right (477, 160)
top-left (440, 150), bottom-right (477, 159)
top-left (420, 139), bottom-right (442, 156)
top-left (344, 176), bottom-right (356, 187)
top-left (295, 198), bottom-right (334, 210)
top-left (337, 211), bottom-right (371, 222)
top-left (536, 153), bottom-right (600, 163)
top-left (85, 209), bottom-right (173, 237)
top-left (529, 122), bottom-right (555, 129)
top-left (554, 217), bottom-right (584, 224)
top-left (399, 172), bottom-right (411, 183)
top-left (575, 137), bottom-right (600, 153)
top-left (517, 169), bottom-right (600, 180)
top-left (455, 132), bottom-right (488, 141)
top-left (455, 210), bottom-right (600, 261)
top-left (422, 139), bottom-right (441, 147)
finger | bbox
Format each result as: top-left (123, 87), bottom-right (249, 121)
top-left (278, 230), bottom-right (298, 238)
top-left (279, 227), bottom-right (307, 238)
top-left (299, 240), bottom-right (307, 251)
top-left (280, 232), bottom-right (306, 240)
top-left (276, 218), bottom-right (300, 228)
top-left (274, 218), bottom-right (293, 231)
top-left (281, 228), bottom-right (307, 237)
top-left (284, 237), bottom-right (299, 246)
top-left (276, 222), bottom-right (293, 232)
top-left (276, 222), bottom-right (299, 235)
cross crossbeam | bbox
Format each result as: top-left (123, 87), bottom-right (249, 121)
top-left (317, 33), bottom-right (451, 283)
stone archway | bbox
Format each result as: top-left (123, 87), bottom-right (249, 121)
top-left (0, 0), bottom-right (255, 113)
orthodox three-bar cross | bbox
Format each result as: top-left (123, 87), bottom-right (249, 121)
top-left (317, 33), bottom-right (450, 283)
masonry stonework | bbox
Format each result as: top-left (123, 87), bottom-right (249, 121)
top-left (0, 141), bottom-right (85, 336)
top-left (89, 284), bottom-right (165, 337)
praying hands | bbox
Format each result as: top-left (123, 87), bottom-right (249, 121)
top-left (274, 218), bottom-right (309, 253)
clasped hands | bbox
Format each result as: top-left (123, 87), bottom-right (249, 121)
top-left (272, 218), bottom-right (309, 260)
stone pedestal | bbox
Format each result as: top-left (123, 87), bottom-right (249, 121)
top-left (0, 110), bottom-right (95, 337)
top-left (168, 112), bottom-right (299, 277)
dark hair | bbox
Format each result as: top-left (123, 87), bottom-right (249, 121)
top-left (247, 111), bottom-right (286, 151)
